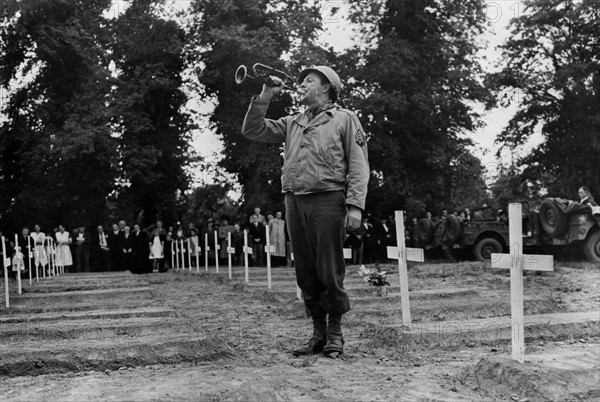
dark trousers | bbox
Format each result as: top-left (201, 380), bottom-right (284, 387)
top-left (92, 249), bottom-right (109, 271)
top-left (75, 246), bottom-right (90, 272)
top-left (352, 243), bottom-right (364, 265)
top-left (285, 191), bottom-right (350, 315)
top-left (251, 242), bottom-right (264, 266)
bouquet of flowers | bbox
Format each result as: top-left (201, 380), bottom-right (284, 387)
top-left (357, 264), bottom-right (390, 287)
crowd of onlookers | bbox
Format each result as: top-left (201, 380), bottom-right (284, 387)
top-left (2, 187), bottom-right (595, 275)
top-left (0, 207), bottom-right (292, 276)
top-left (0, 207), bottom-right (512, 277)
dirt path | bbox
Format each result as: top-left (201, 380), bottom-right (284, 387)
top-left (1, 261), bottom-right (598, 401)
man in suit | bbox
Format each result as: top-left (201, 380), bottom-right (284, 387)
top-left (107, 223), bottom-right (123, 271)
top-left (74, 225), bottom-right (91, 272)
top-left (119, 225), bottom-right (134, 271)
top-left (248, 216), bottom-right (266, 266)
top-left (91, 225), bottom-right (110, 271)
top-left (372, 217), bottom-right (392, 263)
top-left (131, 224), bottom-right (149, 274)
top-left (248, 207), bottom-right (266, 225)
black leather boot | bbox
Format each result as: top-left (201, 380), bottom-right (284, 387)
top-left (323, 314), bottom-right (344, 356)
top-left (292, 311), bottom-right (327, 356)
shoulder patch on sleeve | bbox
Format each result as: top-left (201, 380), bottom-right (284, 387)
top-left (355, 128), bottom-right (366, 147)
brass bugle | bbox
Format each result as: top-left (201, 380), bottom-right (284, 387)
top-left (235, 63), bottom-right (299, 92)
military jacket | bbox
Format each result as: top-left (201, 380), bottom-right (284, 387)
top-left (242, 98), bottom-right (370, 210)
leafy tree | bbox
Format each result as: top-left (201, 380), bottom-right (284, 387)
top-left (109, 0), bottom-right (193, 226)
top-left (0, 0), bottom-right (194, 232)
top-left (491, 0), bottom-right (600, 199)
top-left (345, 0), bottom-right (493, 215)
top-left (0, 0), bottom-right (116, 231)
top-left (181, 184), bottom-right (240, 226)
top-left (185, 0), bottom-right (325, 212)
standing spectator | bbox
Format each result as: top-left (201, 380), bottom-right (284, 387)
top-left (248, 216), bottom-right (265, 266)
top-left (249, 207), bottom-right (266, 225)
top-left (30, 225), bottom-right (48, 275)
top-left (75, 225), bottom-right (91, 272)
top-left (164, 225), bottom-right (174, 270)
top-left (408, 217), bottom-right (418, 247)
top-left (55, 225), bottom-right (73, 272)
top-left (372, 217), bottom-right (392, 262)
top-left (132, 224), bottom-right (149, 274)
top-left (579, 186), bottom-right (597, 206)
top-left (175, 222), bottom-right (185, 240)
top-left (231, 223), bottom-right (244, 266)
top-left (218, 216), bottom-right (234, 263)
top-left (349, 217), bottom-right (368, 264)
top-left (464, 208), bottom-right (472, 221)
top-left (186, 222), bottom-right (197, 237)
top-left (15, 227), bottom-right (31, 278)
top-left (388, 214), bottom-right (397, 246)
top-left (268, 211), bottom-right (286, 266)
top-left (149, 221), bottom-right (166, 273)
top-left (202, 219), bottom-right (218, 266)
top-left (92, 225), bottom-right (110, 271)
top-left (70, 228), bottom-right (79, 271)
top-left (119, 226), bottom-right (134, 271)
top-left (361, 217), bottom-right (374, 264)
top-left (107, 223), bottom-right (123, 271)
top-left (188, 228), bottom-right (200, 268)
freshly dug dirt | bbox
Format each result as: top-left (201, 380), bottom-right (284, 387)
top-left (0, 261), bottom-right (598, 401)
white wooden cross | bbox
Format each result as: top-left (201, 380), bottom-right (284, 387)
top-left (190, 235), bottom-right (200, 273)
top-left (2, 236), bottom-right (11, 307)
top-left (179, 239), bottom-right (186, 270)
top-left (243, 229), bottom-right (253, 283)
top-left (13, 234), bottom-right (22, 294)
top-left (204, 233), bottom-right (210, 272)
top-left (171, 240), bottom-right (175, 270)
top-left (226, 232), bottom-right (234, 280)
top-left (491, 203), bottom-right (554, 363)
top-left (187, 238), bottom-right (192, 272)
top-left (290, 252), bottom-right (302, 300)
top-left (173, 239), bottom-right (180, 270)
top-left (386, 210), bottom-right (425, 325)
top-left (27, 236), bottom-right (33, 284)
top-left (264, 225), bottom-right (275, 289)
top-left (214, 231), bottom-right (220, 273)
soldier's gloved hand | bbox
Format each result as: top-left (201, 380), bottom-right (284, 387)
top-left (345, 206), bottom-right (362, 231)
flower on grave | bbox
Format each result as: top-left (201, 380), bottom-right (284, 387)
top-left (357, 264), bottom-right (390, 287)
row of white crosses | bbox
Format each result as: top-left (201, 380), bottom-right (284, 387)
top-left (170, 226), bottom-right (278, 289)
top-left (1, 235), bottom-right (64, 308)
top-left (386, 205), bottom-right (554, 363)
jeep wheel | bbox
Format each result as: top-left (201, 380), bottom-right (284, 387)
top-left (473, 238), bottom-right (502, 261)
top-left (539, 199), bottom-right (569, 237)
top-left (584, 231), bottom-right (600, 263)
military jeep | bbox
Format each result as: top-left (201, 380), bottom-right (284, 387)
top-left (413, 199), bottom-right (600, 262)
top-left (414, 207), bottom-right (509, 260)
